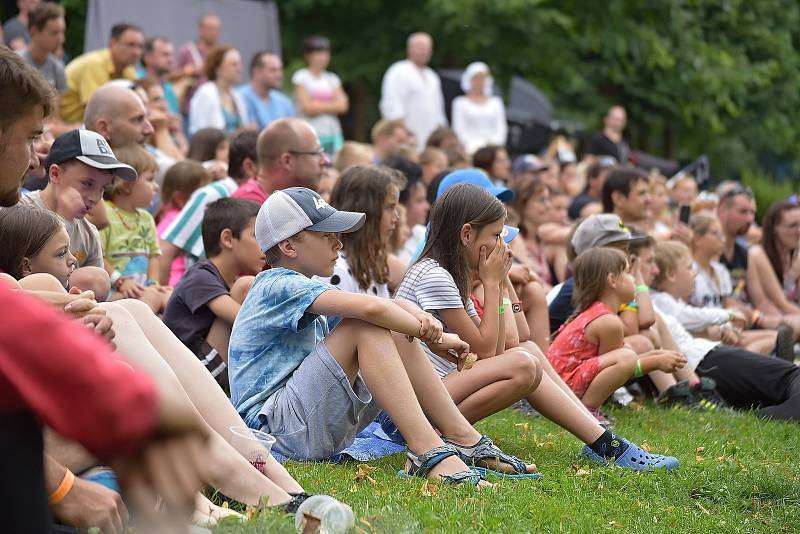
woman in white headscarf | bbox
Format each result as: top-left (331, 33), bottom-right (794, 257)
top-left (451, 62), bottom-right (507, 155)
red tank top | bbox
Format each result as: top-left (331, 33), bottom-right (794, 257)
top-left (547, 301), bottom-right (613, 372)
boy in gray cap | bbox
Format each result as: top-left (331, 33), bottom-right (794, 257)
top-left (228, 187), bottom-right (534, 485)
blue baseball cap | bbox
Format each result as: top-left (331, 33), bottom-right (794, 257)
top-left (436, 168), bottom-right (514, 203)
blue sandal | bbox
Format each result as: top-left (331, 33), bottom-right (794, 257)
top-left (445, 435), bottom-right (543, 480)
top-left (398, 444), bottom-right (482, 486)
top-left (580, 439), bottom-right (679, 472)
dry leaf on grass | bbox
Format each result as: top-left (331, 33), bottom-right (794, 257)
top-left (571, 463), bottom-right (591, 476)
top-left (640, 442), bottom-right (652, 452)
top-left (355, 463), bottom-right (378, 485)
top-left (419, 480), bottom-right (439, 497)
top-left (695, 446), bottom-right (705, 453)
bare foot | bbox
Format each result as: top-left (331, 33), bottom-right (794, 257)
top-left (193, 493), bottom-right (245, 526)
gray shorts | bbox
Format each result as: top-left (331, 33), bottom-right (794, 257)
top-left (257, 339), bottom-right (381, 460)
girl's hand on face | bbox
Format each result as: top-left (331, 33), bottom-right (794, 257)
top-left (629, 255), bottom-right (643, 283)
top-left (478, 239), bottom-right (509, 286)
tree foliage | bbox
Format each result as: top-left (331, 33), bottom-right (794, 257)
top-left (281, 0), bottom-right (800, 181)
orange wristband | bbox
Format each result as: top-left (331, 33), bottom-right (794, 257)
top-left (49, 469), bottom-right (75, 505)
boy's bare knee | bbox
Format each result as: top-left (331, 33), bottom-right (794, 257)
top-left (625, 334), bottom-right (654, 355)
top-left (69, 267), bottom-right (111, 302)
top-left (18, 272), bottom-right (66, 292)
top-left (231, 275), bottom-right (255, 303)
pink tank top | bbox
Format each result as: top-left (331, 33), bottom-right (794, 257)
top-left (547, 301), bottom-right (613, 372)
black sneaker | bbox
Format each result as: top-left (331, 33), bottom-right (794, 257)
top-left (656, 380), bottom-right (701, 409)
top-left (773, 326), bottom-right (795, 362)
top-left (690, 377), bottom-right (730, 411)
top-left (280, 492), bottom-right (312, 514)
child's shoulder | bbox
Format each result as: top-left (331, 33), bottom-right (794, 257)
top-left (583, 310), bottom-right (624, 340)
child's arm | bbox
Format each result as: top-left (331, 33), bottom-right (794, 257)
top-left (439, 241), bottom-right (510, 358)
top-left (585, 314), bottom-right (626, 355)
top-left (207, 294), bottom-right (241, 324)
top-left (500, 281), bottom-right (518, 350)
top-left (310, 290), bottom-right (440, 344)
top-left (505, 276), bottom-right (530, 343)
top-left (147, 255), bottom-right (161, 286)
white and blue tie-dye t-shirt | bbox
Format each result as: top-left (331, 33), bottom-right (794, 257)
top-left (229, 267), bottom-right (333, 423)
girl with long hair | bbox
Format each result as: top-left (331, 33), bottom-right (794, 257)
top-left (398, 184), bottom-right (681, 472)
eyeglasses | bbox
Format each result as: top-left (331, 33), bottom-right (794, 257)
top-left (288, 147), bottom-right (326, 158)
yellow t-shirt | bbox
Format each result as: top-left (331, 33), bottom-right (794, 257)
top-left (60, 49), bottom-right (137, 123)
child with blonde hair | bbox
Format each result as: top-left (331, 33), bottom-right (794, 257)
top-left (101, 145), bottom-right (170, 313)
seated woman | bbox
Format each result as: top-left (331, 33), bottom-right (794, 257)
top-left (510, 177), bottom-right (570, 287)
top-left (746, 200), bottom-right (800, 321)
top-left (189, 46), bottom-right (250, 135)
top-left (451, 62), bottom-right (507, 155)
top-left (0, 206), bottom-right (326, 528)
top-left (472, 144), bottom-right (512, 187)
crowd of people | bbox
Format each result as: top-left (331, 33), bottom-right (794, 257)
top-left (2, 2), bottom-right (799, 532)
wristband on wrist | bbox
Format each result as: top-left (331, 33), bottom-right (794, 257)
top-left (145, 278), bottom-right (160, 287)
top-left (110, 270), bottom-right (122, 286)
top-left (726, 309), bottom-right (736, 321)
top-left (49, 469), bottom-right (75, 505)
top-left (511, 302), bottom-right (523, 313)
top-left (634, 284), bottom-right (650, 294)
top-left (502, 297), bottom-right (512, 306)
top-left (498, 306), bottom-right (505, 315)
top-left (633, 359), bottom-right (644, 378)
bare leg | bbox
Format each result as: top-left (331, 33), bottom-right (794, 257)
top-left (521, 281), bottom-right (551, 351)
top-left (581, 348), bottom-right (638, 408)
top-left (101, 299), bottom-right (300, 505)
top-left (387, 331), bottom-right (537, 475)
top-left (516, 342), bottom-right (605, 444)
top-left (442, 348), bottom-right (541, 423)
top-left (740, 330), bottom-right (776, 354)
top-left (323, 320), bottom-right (493, 483)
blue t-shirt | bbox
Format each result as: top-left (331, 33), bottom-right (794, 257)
top-left (135, 67), bottom-right (180, 114)
top-left (238, 84), bottom-right (296, 130)
top-left (228, 267), bottom-right (333, 423)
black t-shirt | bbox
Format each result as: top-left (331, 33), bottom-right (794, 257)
top-left (548, 277), bottom-right (575, 334)
top-left (719, 241), bottom-right (749, 302)
top-left (163, 260), bottom-right (230, 346)
top-left (584, 132), bottom-right (629, 164)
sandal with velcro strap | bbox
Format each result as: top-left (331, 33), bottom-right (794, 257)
top-left (444, 435), bottom-right (543, 480)
top-left (398, 444), bottom-right (482, 486)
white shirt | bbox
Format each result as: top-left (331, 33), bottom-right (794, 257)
top-left (291, 68), bottom-right (343, 140)
top-left (651, 290), bottom-right (730, 333)
top-left (188, 81), bottom-right (250, 135)
top-left (653, 305), bottom-right (718, 371)
top-left (451, 95), bottom-right (507, 154)
top-left (379, 60), bottom-right (447, 150)
top-left (690, 260), bottom-right (733, 308)
top-left (317, 254), bottom-right (390, 299)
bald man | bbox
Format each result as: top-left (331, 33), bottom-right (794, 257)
top-left (379, 32), bottom-right (447, 151)
top-left (232, 118), bottom-right (329, 205)
top-left (83, 83), bottom-right (154, 149)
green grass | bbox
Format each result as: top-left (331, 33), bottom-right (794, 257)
top-left (212, 405), bottom-right (800, 533)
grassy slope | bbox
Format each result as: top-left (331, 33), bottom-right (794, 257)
top-left (213, 405), bottom-right (800, 534)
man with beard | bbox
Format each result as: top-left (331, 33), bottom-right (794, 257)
top-left (717, 184), bottom-right (800, 335)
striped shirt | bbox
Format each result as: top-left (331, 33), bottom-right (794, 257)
top-left (395, 258), bottom-right (477, 377)
top-left (161, 178), bottom-right (238, 260)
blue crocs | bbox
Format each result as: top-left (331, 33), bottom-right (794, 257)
top-left (580, 439), bottom-right (679, 472)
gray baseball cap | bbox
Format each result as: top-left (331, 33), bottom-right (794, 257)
top-left (45, 129), bottom-right (138, 182)
top-left (256, 187), bottom-right (366, 252)
top-left (571, 214), bottom-right (647, 256)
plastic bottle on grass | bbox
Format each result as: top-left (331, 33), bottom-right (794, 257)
top-left (294, 495), bottom-right (355, 534)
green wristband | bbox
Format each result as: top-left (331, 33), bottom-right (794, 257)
top-left (635, 284), bottom-right (650, 294)
top-left (499, 306), bottom-right (505, 315)
top-left (634, 359), bottom-right (644, 378)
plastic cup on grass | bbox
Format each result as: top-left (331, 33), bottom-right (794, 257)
top-left (229, 426), bottom-right (276, 474)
